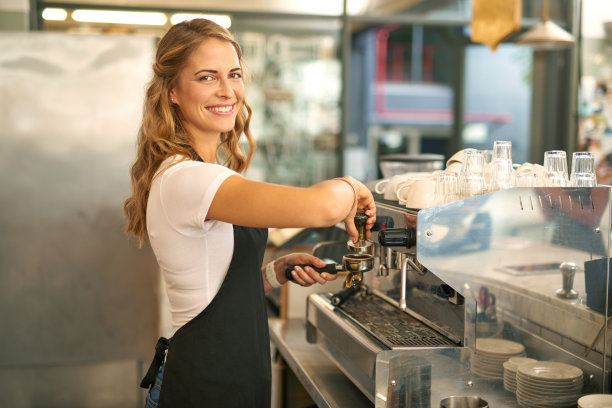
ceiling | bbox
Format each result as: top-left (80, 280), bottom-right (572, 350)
top-left (36, 0), bottom-right (464, 36)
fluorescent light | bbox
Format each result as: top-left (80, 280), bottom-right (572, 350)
top-left (170, 13), bottom-right (231, 28)
top-left (71, 9), bottom-right (168, 26)
top-left (42, 8), bottom-right (68, 21)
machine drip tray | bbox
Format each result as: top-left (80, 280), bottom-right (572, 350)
top-left (335, 294), bottom-right (457, 349)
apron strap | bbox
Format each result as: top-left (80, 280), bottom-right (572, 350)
top-left (140, 337), bottom-right (170, 389)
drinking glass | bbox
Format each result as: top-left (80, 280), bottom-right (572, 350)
top-left (570, 151), bottom-right (597, 187)
top-left (543, 150), bottom-right (569, 187)
top-left (492, 141), bottom-right (512, 161)
top-left (487, 141), bottom-right (513, 192)
top-left (513, 172), bottom-right (537, 187)
top-left (459, 149), bottom-right (486, 198)
top-left (433, 172), bottom-right (459, 205)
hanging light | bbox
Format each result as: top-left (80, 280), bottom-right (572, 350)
top-left (516, 0), bottom-right (574, 49)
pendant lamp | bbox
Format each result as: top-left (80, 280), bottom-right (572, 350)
top-left (516, 0), bottom-right (575, 49)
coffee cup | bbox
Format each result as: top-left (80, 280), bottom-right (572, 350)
top-left (382, 172), bottom-right (430, 200)
top-left (374, 178), bottom-right (390, 194)
top-left (446, 161), bottom-right (462, 174)
top-left (404, 178), bottom-right (436, 209)
top-left (446, 148), bottom-right (473, 167)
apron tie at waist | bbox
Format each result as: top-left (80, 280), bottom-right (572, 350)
top-left (140, 337), bottom-right (169, 389)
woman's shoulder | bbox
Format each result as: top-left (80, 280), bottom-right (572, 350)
top-left (154, 155), bottom-right (239, 191)
top-left (157, 155), bottom-right (238, 178)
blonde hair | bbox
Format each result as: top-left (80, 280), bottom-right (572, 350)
top-left (124, 19), bottom-right (255, 246)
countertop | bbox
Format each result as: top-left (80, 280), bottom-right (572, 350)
top-left (268, 317), bottom-right (373, 408)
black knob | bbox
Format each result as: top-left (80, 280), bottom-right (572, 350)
top-left (378, 228), bottom-right (417, 248)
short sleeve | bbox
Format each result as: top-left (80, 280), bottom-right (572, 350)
top-left (158, 160), bottom-right (238, 234)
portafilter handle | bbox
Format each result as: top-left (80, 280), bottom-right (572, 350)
top-left (284, 263), bottom-right (342, 281)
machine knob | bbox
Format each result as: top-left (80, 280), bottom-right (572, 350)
top-left (378, 228), bottom-right (417, 248)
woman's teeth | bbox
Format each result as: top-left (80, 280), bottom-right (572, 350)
top-left (208, 105), bottom-right (233, 113)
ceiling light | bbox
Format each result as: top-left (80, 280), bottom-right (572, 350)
top-left (71, 9), bottom-right (168, 26)
top-left (42, 8), bottom-right (67, 21)
top-left (170, 13), bottom-right (231, 28)
top-left (516, 0), bottom-right (574, 49)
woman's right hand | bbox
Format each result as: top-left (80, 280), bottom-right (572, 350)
top-left (342, 176), bottom-right (376, 243)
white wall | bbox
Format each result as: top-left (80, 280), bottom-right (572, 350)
top-left (582, 0), bottom-right (612, 39)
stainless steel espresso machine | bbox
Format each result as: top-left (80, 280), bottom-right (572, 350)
top-left (306, 186), bottom-right (612, 407)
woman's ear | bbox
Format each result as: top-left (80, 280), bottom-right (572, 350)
top-left (169, 89), bottom-right (177, 104)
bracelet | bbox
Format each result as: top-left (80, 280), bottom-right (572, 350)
top-left (265, 260), bottom-right (283, 289)
top-left (334, 177), bottom-right (358, 215)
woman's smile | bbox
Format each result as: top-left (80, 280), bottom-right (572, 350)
top-left (206, 103), bottom-right (235, 115)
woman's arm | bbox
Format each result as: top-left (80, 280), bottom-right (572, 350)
top-left (261, 253), bottom-right (338, 293)
top-left (207, 175), bottom-right (376, 241)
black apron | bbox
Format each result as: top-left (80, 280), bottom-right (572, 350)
top-left (142, 225), bottom-right (270, 407)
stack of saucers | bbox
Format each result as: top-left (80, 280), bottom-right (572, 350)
top-left (503, 357), bottom-right (537, 393)
top-left (516, 361), bottom-right (583, 408)
top-left (470, 338), bottom-right (526, 379)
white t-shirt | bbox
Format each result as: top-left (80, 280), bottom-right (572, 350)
top-left (147, 156), bottom-right (238, 335)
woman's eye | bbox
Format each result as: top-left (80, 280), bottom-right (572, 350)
top-left (230, 72), bottom-right (242, 79)
top-left (198, 75), bottom-right (214, 81)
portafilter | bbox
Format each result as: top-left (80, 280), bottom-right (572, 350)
top-left (285, 253), bottom-right (374, 288)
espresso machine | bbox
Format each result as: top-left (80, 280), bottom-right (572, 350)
top-left (305, 186), bottom-right (612, 407)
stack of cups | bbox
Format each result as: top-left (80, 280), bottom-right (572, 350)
top-left (570, 152), bottom-right (597, 187)
top-left (488, 141), bottom-right (513, 192)
top-left (543, 150), bottom-right (569, 187)
top-left (459, 149), bottom-right (486, 199)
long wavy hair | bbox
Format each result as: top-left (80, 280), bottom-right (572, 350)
top-left (124, 19), bottom-right (255, 246)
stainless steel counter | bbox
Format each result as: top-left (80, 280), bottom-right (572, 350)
top-left (269, 318), bottom-right (373, 408)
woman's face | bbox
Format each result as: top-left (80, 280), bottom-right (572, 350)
top-left (170, 37), bottom-right (244, 139)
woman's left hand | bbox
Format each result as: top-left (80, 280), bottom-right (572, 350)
top-left (278, 253), bottom-right (338, 287)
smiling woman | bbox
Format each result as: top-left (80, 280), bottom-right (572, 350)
top-left (169, 38), bottom-right (245, 157)
top-left (123, 18), bottom-right (375, 407)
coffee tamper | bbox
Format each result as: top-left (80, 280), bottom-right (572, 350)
top-left (556, 262), bottom-right (579, 299)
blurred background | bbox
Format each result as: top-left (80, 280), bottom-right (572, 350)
top-left (1, 0), bottom-right (612, 406)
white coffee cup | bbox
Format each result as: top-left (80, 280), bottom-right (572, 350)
top-left (445, 161), bottom-right (462, 174)
top-left (404, 178), bottom-right (436, 209)
top-left (382, 172), bottom-right (430, 200)
top-left (374, 178), bottom-right (390, 194)
top-left (395, 172), bottom-right (438, 205)
top-left (446, 148), bottom-right (473, 167)
top-left (395, 178), bottom-right (419, 205)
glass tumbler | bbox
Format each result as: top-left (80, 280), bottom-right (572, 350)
top-left (570, 151), bottom-right (597, 187)
top-left (487, 141), bottom-right (513, 192)
top-left (513, 172), bottom-right (537, 187)
top-left (459, 149), bottom-right (486, 198)
top-left (492, 141), bottom-right (512, 161)
top-left (433, 172), bottom-right (458, 205)
top-left (543, 150), bottom-right (569, 187)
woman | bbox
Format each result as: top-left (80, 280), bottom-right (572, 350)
top-left (124, 19), bottom-right (376, 407)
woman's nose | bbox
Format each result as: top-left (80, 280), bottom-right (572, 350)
top-left (217, 78), bottom-right (234, 97)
